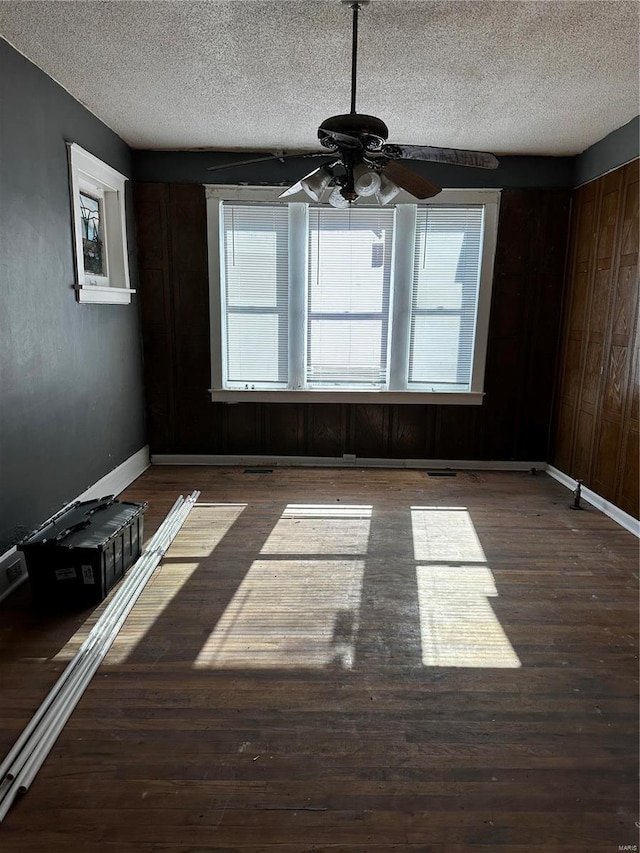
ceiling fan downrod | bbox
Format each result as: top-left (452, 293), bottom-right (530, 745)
top-left (207, 0), bottom-right (497, 202)
top-left (319, 1), bottom-right (387, 156)
top-left (344, 0), bottom-right (370, 113)
top-left (349, 1), bottom-right (361, 114)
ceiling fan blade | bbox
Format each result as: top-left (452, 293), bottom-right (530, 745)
top-left (278, 167), bottom-right (321, 198)
top-left (382, 144), bottom-right (499, 170)
top-left (319, 129), bottom-right (363, 149)
top-left (206, 152), bottom-right (331, 172)
top-left (382, 162), bottom-right (442, 200)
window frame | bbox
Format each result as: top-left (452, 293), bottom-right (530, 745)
top-left (305, 205), bottom-right (395, 389)
top-left (220, 202), bottom-right (291, 389)
top-left (68, 143), bottom-right (135, 305)
top-left (407, 205), bottom-right (487, 392)
top-left (206, 185), bottom-right (500, 404)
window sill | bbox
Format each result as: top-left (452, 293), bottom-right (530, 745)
top-left (75, 285), bottom-right (135, 305)
top-left (210, 389), bottom-right (485, 405)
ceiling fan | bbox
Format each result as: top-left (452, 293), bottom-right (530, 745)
top-left (207, 0), bottom-right (499, 207)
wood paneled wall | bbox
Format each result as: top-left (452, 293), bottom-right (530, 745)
top-left (553, 160), bottom-right (639, 518)
top-left (134, 184), bottom-right (570, 461)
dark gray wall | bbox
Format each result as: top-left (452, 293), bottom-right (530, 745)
top-left (575, 116), bottom-right (639, 186)
top-left (0, 38), bottom-right (145, 555)
top-left (133, 150), bottom-right (575, 188)
top-left (131, 117), bottom-right (639, 190)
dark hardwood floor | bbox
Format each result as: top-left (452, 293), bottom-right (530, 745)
top-left (0, 467), bottom-right (637, 852)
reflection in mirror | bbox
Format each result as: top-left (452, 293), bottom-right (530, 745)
top-left (79, 191), bottom-right (105, 276)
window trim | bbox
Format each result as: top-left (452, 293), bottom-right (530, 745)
top-left (68, 143), bottom-right (135, 305)
top-left (206, 185), bottom-right (500, 404)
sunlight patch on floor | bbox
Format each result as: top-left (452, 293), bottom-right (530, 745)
top-left (52, 504), bottom-right (246, 663)
top-left (160, 504), bottom-right (248, 558)
top-left (194, 559), bottom-right (365, 669)
top-left (260, 504), bottom-right (372, 555)
top-left (411, 506), bottom-right (486, 563)
top-left (416, 564), bottom-right (521, 668)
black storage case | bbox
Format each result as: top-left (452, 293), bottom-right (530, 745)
top-left (19, 497), bottom-right (147, 607)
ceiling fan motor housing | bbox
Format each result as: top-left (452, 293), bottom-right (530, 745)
top-left (318, 113), bottom-right (389, 151)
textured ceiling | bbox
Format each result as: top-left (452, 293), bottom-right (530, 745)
top-left (1, 0), bottom-right (638, 155)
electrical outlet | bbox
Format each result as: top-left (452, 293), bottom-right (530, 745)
top-left (0, 550), bottom-right (28, 602)
top-left (6, 560), bottom-right (24, 583)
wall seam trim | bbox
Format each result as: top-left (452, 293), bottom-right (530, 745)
top-left (574, 155), bottom-right (640, 189)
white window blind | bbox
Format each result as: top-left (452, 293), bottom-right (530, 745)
top-left (409, 206), bottom-right (484, 391)
top-left (222, 202), bottom-right (289, 387)
top-left (307, 206), bottom-right (394, 387)
top-left (210, 187), bottom-right (498, 403)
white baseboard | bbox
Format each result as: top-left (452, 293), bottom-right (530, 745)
top-left (152, 455), bottom-right (639, 537)
top-left (151, 453), bottom-right (547, 472)
top-left (0, 445), bottom-right (150, 604)
top-left (546, 465), bottom-right (639, 538)
top-left (75, 445), bottom-right (150, 504)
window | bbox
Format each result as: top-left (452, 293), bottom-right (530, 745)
top-left (408, 207), bottom-right (484, 391)
top-left (68, 143), bottom-right (134, 304)
top-left (222, 204), bottom-right (289, 385)
top-left (207, 186), bottom-right (499, 404)
top-left (307, 207), bottom-right (393, 387)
